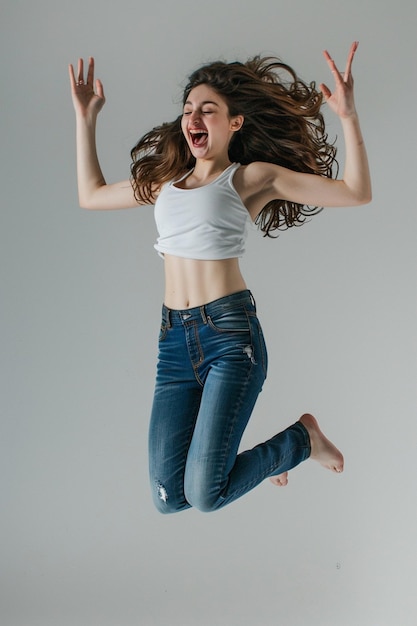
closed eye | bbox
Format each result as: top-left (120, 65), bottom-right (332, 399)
top-left (183, 110), bottom-right (214, 115)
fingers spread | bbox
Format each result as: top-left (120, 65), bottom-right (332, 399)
top-left (344, 41), bottom-right (358, 80)
top-left (95, 78), bottom-right (104, 99)
top-left (320, 82), bottom-right (331, 97)
top-left (86, 57), bottom-right (95, 86)
top-left (323, 50), bottom-right (342, 81)
top-left (68, 63), bottom-right (76, 88)
top-left (77, 57), bottom-right (84, 83)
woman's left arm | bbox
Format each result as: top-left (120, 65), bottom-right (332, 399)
top-left (248, 42), bottom-right (372, 211)
top-left (318, 41), bottom-right (372, 205)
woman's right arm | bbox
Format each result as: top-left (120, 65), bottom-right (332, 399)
top-left (69, 57), bottom-right (140, 210)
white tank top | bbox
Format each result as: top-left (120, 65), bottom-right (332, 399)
top-left (154, 163), bottom-right (251, 260)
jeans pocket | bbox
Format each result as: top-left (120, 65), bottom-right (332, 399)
top-left (207, 307), bottom-right (250, 334)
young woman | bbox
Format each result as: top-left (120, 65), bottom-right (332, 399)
top-left (69, 42), bottom-right (371, 514)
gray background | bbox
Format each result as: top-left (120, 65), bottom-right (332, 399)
top-left (1, 1), bottom-right (416, 625)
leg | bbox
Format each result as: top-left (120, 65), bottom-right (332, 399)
top-left (184, 362), bottom-right (311, 511)
top-left (183, 312), bottom-right (310, 512)
top-left (148, 311), bottom-right (203, 514)
top-left (148, 378), bottom-right (201, 514)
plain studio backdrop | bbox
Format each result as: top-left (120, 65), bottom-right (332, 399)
top-left (1, 1), bottom-right (416, 625)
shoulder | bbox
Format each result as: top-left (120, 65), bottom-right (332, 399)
top-left (232, 161), bottom-right (291, 220)
top-left (234, 161), bottom-right (282, 191)
top-left (233, 161), bottom-right (281, 200)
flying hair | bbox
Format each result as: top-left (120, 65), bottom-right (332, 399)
top-left (130, 56), bottom-right (338, 236)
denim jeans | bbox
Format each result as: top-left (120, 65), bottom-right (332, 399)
top-left (149, 290), bottom-right (310, 513)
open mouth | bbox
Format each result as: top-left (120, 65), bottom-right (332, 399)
top-left (189, 130), bottom-right (208, 147)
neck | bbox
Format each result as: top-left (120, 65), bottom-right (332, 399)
top-left (192, 158), bottom-right (232, 182)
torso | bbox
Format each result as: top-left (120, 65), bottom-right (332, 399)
top-left (159, 161), bottom-right (272, 309)
top-left (163, 254), bottom-right (247, 309)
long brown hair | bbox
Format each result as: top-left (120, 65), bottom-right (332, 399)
top-left (130, 56), bottom-right (338, 236)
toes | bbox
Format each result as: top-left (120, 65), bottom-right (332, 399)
top-left (269, 472), bottom-right (289, 487)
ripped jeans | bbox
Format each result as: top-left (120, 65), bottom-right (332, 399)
top-left (148, 290), bottom-right (310, 513)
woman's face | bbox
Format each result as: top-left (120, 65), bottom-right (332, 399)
top-left (181, 84), bottom-right (243, 160)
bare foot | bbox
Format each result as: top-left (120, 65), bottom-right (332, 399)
top-left (299, 413), bottom-right (344, 473)
top-left (269, 471), bottom-right (288, 487)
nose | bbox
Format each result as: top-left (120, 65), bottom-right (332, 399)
top-left (189, 110), bottom-right (201, 125)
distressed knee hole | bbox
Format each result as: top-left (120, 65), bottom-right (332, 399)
top-left (156, 481), bottom-right (168, 503)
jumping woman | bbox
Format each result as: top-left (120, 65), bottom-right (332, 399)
top-left (69, 42), bottom-right (371, 513)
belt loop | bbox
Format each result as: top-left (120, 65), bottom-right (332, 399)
top-left (249, 291), bottom-right (256, 310)
top-left (200, 305), bottom-right (207, 324)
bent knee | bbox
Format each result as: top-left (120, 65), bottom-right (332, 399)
top-left (184, 468), bottom-right (224, 513)
top-left (184, 483), bottom-right (223, 513)
top-left (153, 499), bottom-right (182, 515)
top-left (187, 492), bottom-right (222, 513)
top-left (151, 479), bottom-right (189, 514)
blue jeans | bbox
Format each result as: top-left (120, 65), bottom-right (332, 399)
top-left (149, 290), bottom-right (310, 513)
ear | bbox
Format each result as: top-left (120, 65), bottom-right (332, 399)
top-left (230, 115), bottom-right (244, 132)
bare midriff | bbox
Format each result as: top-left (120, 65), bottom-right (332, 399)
top-left (163, 254), bottom-right (247, 309)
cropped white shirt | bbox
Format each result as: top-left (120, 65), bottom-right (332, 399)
top-left (154, 163), bottom-right (251, 260)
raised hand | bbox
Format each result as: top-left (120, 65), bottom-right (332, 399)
top-left (319, 41), bottom-right (358, 119)
top-left (68, 57), bottom-right (105, 119)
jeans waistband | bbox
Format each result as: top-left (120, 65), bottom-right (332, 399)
top-left (162, 289), bottom-right (256, 327)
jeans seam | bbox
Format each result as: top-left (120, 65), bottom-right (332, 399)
top-left (217, 358), bottom-right (255, 499)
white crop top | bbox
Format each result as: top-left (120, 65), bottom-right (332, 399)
top-left (154, 163), bottom-right (251, 260)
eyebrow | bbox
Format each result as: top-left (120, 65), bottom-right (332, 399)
top-left (184, 100), bottom-right (220, 107)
